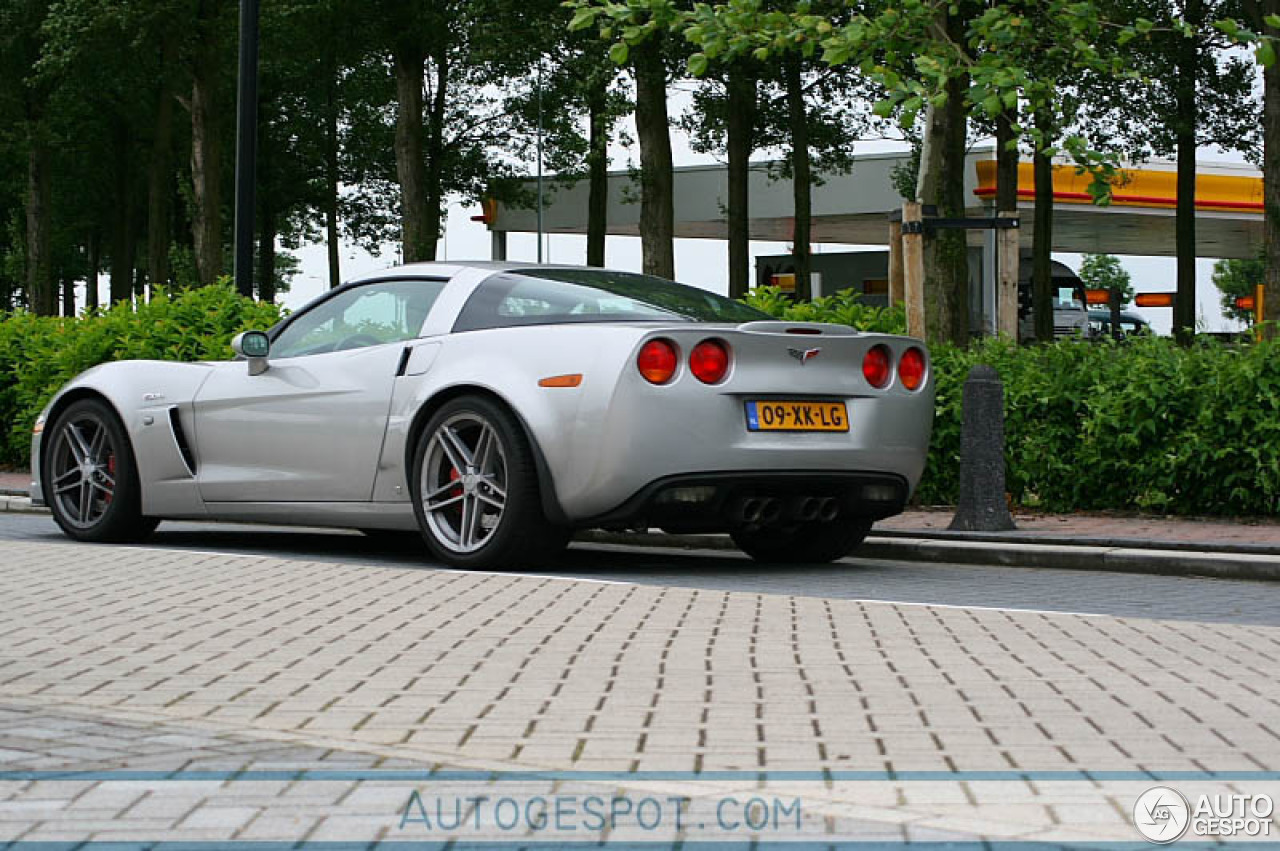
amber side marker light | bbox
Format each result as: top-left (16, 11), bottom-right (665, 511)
top-left (538, 374), bottom-right (583, 388)
top-left (1135, 293), bottom-right (1175, 308)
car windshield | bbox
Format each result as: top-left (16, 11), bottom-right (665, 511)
top-left (1054, 286), bottom-right (1083, 309)
top-left (452, 269), bottom-right (770, 332)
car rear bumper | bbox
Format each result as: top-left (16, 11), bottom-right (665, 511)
top-left (545, 385), bottom-right (933, 521)
top-left (577, 470), bottom-right (910, 534)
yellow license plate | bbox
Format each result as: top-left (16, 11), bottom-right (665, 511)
top-left (745, 401), bottom-right (848, 432)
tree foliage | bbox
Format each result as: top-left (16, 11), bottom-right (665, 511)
top-left (1078, 253), bottom-right (1135, 305)
top-left (1212, 254), bottom-right (1266, 323)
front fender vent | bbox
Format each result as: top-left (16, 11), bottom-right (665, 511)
top-left (168, 406), bottom-right (197, 476)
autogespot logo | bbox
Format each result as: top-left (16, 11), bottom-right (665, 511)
top-left (1134, 786), bottom-right (1191, 844)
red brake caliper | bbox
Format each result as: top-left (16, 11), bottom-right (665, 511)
top-left (448, 468), bottom-right (463, 513)
top-left (104, 455), bottom-right (116, 503)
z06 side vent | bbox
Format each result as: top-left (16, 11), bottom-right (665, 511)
top-left (168, 406), bottom-right (198, 476)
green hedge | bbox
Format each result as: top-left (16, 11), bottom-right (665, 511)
top-left (0, 284), bottom-right (281, 466)
top-left (743, 286), bottom-right (908, 334)
top-left (920, 336), bottom-right (1280, 515)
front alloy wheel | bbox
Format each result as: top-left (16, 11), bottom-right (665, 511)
top-left (48, 412), bottom-right (117, 529)
top-left (411, 395), bottom-right (569, 568)
top-left (43, 398), bottom-right (157, 542)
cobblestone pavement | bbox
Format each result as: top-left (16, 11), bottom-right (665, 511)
top-left (1, 538), bottom-right (1278, 844)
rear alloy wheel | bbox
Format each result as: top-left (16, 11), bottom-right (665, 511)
top-left (411, 396), bottom-right (569, 568)
top-left (43, 398), bottom-right (158, 543)
top-left (731, 519), bottom-right (872, 564)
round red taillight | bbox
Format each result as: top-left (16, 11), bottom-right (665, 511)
top-left (637, 339), bottom-right (678, 384)
top-left (689, 339), bottom-right (730, 384)
top-left (862, 344), bottom-right (892, 389)
top-left (899, 347), bottom-right (926, 391)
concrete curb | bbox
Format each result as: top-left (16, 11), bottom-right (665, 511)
top-left (5, 497), bottom-right (1277, 581)
top-left (0, 496), bottom-right (46, 515)
top-left (578, 530), bottom-right (1280, 582)
top-left (871, 526), bottom-right (1280, 557)
top-left (858, 537), bottom-right (1280, 581)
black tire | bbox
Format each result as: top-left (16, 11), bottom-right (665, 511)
top-left (731, 519), bottom-right (871, 564)
top-left (410, 395), bottom-right (569, 569)
top-left (43, 398), bottom-right (159, 543)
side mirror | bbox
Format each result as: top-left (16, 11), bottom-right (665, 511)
top-left (231, 331), bottom-right (271, 376)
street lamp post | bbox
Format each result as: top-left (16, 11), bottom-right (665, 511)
top-left (233, 0), bottom-right (260, 299)
top-left (536, 56), bottom-right (544, 264)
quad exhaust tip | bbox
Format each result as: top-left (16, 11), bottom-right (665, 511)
top-left (737, 495), bottom-right (840, 527)
top-left (739, 496), bottom-right (782, 525)
top-left (817, 497), bottom-right (840, 523)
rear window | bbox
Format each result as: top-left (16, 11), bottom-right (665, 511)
top-left (452, 269), bottom-right (769, 332)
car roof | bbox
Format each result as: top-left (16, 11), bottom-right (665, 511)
top-left (344, 261), bottom-right (634, 285)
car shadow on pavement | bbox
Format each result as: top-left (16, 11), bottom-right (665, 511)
top-left (133, 524), bottom-right (782, 573)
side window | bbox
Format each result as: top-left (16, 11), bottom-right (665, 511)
top-left (272, 279), bottom-right (446, 358)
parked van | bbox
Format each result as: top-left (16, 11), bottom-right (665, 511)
top-left (1018, 260), bottom-right (1089, 342)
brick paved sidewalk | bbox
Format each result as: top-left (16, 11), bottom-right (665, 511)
top-left (0, 471), bottom-right (28, 494)
top-left (1, 540), bottom-right (1278, 844)
top-left (877, 507), bottom-right (1280, 549)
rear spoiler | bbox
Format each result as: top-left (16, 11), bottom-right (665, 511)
top-left (734, 320), bottom-right (860, 337)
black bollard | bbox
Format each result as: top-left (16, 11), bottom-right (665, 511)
top-left (948, 365), bottom-right (1016, 532)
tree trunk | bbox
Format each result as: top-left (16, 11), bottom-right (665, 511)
top-left (422, 48), bottom-right (449, 262)
top-left (996, 112), bottom-right (1019, 212)
top-left (726, 62), bottom-right (756, 298)
top-left (586, 69), bottom-right (609, 268)
top-left (324, 55), bottom-right (341, 289)
top-left (190, 39), bottom-right (222, 287)
top-left (784, 55), bottom-right (812, 301)
top-left (918, 75), bottom-right (970, 345)
top-left (110, 121), bottom-right (136, 304)
top-left (394, 45), bottom-right (431, 263)
top-left (25, 133), bottom-right (55, 316)
top-left (1173, 0), bottom-right (1201, 344)
top-left (62, 276), bottom-right (75, 317)
top-left (632, 37), bottom-right (675, 279)
top-left (1263, 0), bottom-right (1280, 335)
top-left (1032, 108), bottom-right (1055, 343)
top-left (85, 230), bottom-right (99, 310)
top-left (147, 35), bottom-right (177, 288)
top-left (257, 202), bottom-right (276, 304)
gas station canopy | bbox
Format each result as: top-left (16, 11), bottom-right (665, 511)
top-left (490, 149), bottom-right (1263, 260)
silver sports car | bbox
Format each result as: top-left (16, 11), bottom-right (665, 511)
top-left (31, 262), bottom-right (934, 568)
